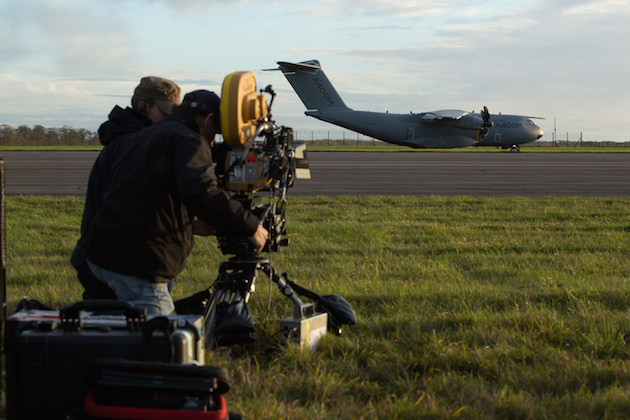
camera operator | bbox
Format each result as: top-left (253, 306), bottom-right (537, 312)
top-left (72, 76), bottom-right (182, 300)
top-left (84, 90), bottom-right (268, 315)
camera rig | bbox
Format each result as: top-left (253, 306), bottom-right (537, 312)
top-left (213, 71), bottom-right (309, 258)
top-left (200, 71), bottom-right (331, 350)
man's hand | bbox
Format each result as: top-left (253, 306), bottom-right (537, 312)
top-left (249, 224), bottom-right (269, 254)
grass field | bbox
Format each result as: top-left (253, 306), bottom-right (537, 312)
top-left (3, 195), bottom-right (630, 418)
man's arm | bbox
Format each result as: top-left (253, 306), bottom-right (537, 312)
top-left (175, 134), bottom-right (261, 238)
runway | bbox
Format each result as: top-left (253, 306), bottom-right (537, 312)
top-left (1, 151), bottom-right (629, 197)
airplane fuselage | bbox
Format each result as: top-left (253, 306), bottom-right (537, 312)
top-left (309, 109), bottom-right (542, 149)
top-left (308, 109), bottom-right (486, 148)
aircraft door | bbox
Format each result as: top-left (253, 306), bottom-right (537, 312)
top-left (494, 133), bottom-right (502, 144)
top-left (407, 127), bottom-right (414, 140)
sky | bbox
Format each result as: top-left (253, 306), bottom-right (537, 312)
top-left (1, 0), bottom-right (629, 143)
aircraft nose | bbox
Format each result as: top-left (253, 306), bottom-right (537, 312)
top-left (536, 127), bottom-right (544, 139)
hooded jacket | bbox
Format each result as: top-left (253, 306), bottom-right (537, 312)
top-left (85, 110), bottom-right (259, 282)
top-left (84, 106), bottom-right (152, 232)
top-left (71, 106), bottom-right (151, 298)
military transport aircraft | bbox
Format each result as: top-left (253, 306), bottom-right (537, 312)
top-left (273, 60), bottom-right (543, 151)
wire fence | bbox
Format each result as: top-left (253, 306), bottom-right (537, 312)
top-left (293, 129), bottom-right (630, 147)
top-left (1, 124), bottom-right (628, 148)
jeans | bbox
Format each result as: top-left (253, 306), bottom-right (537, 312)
top-left (87, 261), bottom-right (175, 315)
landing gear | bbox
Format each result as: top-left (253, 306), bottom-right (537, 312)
top-left (508, 144), bottom-right (520, 152)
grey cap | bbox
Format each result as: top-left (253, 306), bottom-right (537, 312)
top-left (133, 76), bottom-right (181, 115)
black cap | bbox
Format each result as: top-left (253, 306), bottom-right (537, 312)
top-left (181, 90), bottom-right (220, 118)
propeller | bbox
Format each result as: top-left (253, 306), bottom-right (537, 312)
top-left (479, 106), bottom-right (492, 140)
top-left (481, 106), bottom-right (490, 125)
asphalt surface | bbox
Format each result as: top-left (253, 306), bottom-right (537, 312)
top-left (1, 151), bottom-right (629, 197)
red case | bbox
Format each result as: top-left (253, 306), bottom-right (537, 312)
top-left (82, 359), bottom-right (231, 420)
top-left (83, 390), bottom-right (228, 420)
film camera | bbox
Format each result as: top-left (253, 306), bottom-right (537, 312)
top-left (197, 71), bottom-right (339, 350)
top-left (213, 71), bottom-right (309, 257)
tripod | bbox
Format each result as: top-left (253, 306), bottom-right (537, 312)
top-left (201, 256), bottom-right (315, 349)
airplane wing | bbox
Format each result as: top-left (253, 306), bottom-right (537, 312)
top-left (419, 110), bottom-right (471, 121)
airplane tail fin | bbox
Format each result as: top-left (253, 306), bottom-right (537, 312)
top-left (276, 60), bottom-right (348, 111)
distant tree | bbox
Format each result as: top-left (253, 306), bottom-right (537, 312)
top-left (78, 128), bottom-right (99, 145)
top-left (32, 125), bottom-right (47, 144)
top-left (0, 124), bottom-right (99, 146)
top-left (16, 125), bottom-right (32, 145)
top-left (0, 124), bottom-right (17, 145)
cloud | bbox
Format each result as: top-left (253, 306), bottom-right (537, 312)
top-left (173, 78), bottom-right (222, 86)
top-left (314, 0), bottom-right (459, 19)
top-left (126, 0), bottom-right (265, 14)
top-left (1, 0), bottom-right (628, 141)
top-left (0, 1), bottom-right (136, 78)
top-left (562, 0), bottom-right (630, 15)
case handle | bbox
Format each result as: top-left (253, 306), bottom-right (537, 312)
top-left (60, 299), bottom-right (147, 331)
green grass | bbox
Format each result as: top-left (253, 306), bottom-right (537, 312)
top-left (3, 195), bottom-right (630, 418)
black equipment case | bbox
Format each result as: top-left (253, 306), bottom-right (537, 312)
top-left (4, 300), bottom-right (205, 420)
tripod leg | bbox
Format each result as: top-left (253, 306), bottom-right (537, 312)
top-left (203, 260), bottom-right (260, 349)
top-left (203, 290), bottom-right (220, 349)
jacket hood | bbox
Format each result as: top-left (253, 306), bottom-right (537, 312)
top-left (97, 105), bottom-right (151, 146)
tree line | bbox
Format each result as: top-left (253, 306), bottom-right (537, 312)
top-left (2, 123), bottom-right (628, 147)
top-left (0, 124), bottom-right (99, 146)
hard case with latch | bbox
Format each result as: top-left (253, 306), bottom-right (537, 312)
top-left (4, 300), bottom-right (205, 420)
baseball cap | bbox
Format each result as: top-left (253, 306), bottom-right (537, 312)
top-left (181, 90), bottom-right (221, 121)
top-left (133, 76), bottom-right (181, 115)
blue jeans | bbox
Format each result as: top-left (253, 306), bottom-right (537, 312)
top-left (87, 261), bottom-right (175, 315)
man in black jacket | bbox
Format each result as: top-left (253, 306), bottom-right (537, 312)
top-left (72, 76), bottom-right (181, 299)
top-left (85, 90), bottom-right (268, 315)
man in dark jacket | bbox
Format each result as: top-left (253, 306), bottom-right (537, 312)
top-left (72, 76), bottom-right (181, 299)
top-left (85, 90), bottom-right (268, 315)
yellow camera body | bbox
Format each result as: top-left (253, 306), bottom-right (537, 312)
top-left (220, 71), bottom-right (272, 192)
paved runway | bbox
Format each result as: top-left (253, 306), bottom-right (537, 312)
top-left (1, 151), bottom-right (629, 197)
